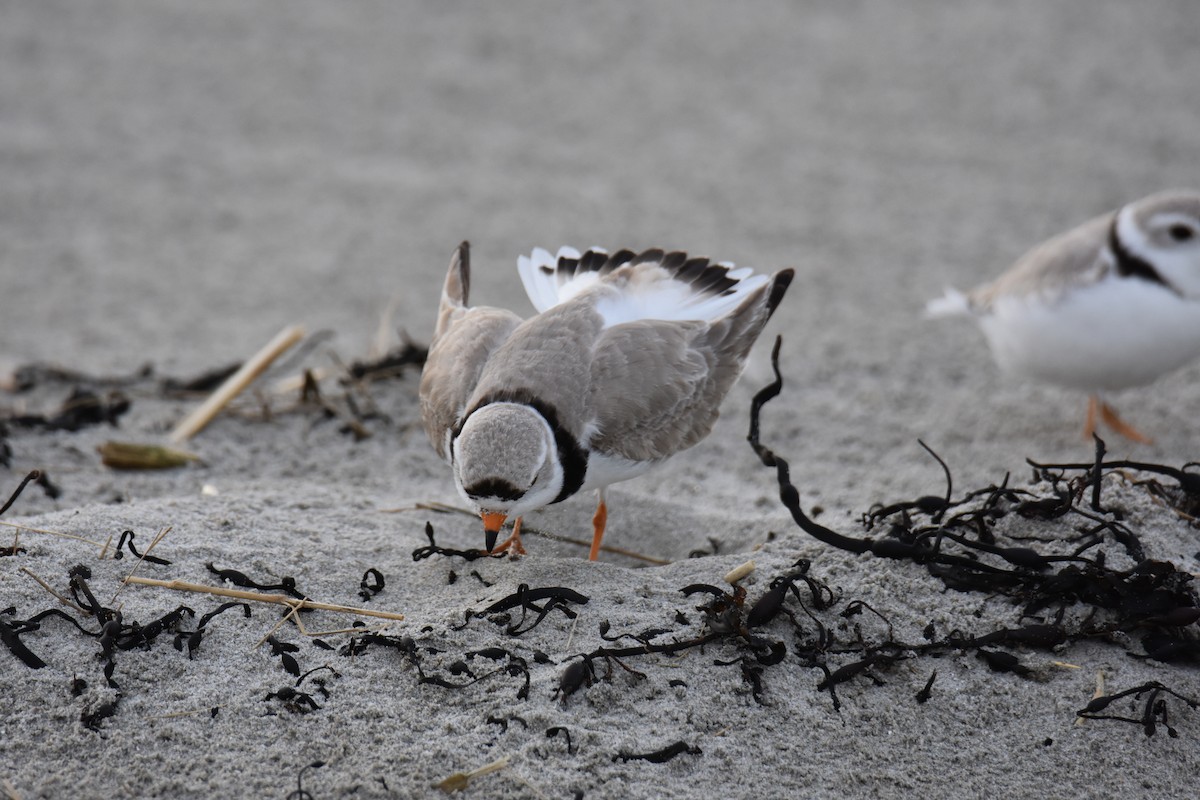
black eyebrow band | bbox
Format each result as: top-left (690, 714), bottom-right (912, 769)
top-left (462, 477), bottom-right (525, 502)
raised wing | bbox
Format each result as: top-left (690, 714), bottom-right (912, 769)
top-left (587, 270), bottom-right (791, 462)
top-left (519, 246), bottom-right (771, 323)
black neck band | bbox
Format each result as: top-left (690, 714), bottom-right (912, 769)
top-left (1109, 216), bottom-right (1179, 295)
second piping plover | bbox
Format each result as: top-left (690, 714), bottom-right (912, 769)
top-left (928, 190), bottom-right (1200, 442)
top-left (419, 242), bottom-right (793, 559)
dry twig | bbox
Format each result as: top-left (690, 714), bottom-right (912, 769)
top-left (124, 576), bottom-right (405, 621)
top-left (19, 567), bottom-right (89, 615)
top-left (0, 521), bottom-right (103, 547)
top-left (169, 325), bottom-right (305, 443)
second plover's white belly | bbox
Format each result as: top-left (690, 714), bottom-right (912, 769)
top-left (980, 279), bottom-right (1200, 391)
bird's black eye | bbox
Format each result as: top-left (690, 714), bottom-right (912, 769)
top-left (1168, 224), bottom-right (1195, 242)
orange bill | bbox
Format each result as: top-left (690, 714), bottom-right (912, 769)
top-left (481, 511), bottom-right (507, 552)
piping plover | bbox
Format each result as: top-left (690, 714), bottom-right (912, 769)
top-left (419, 242), bottom-right (793, 559)
top-left (928, 190), bottom-right (1200, 442)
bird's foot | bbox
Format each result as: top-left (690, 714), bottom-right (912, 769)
top-left (490, 517), bottom-right (526, 556)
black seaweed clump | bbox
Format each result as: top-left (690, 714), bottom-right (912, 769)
top-left (4, 387), bottom-right (130, 432)
top-left (737, 336), bottom-right (1199, 728)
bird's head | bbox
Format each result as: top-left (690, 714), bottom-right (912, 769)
top-left (1122, 190), bottom-right (1200, 298)
top-left (452, 402), bottom-right (563, 551)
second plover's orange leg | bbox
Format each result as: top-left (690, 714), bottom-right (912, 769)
top-left (1098, 401), bottom-right (1153, 444)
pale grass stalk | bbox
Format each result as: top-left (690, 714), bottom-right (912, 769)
top-left (169, 324), bottom-right (305, 443)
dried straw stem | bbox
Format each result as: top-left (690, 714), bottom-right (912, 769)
top-left (109, 525), bottom-right (172, 603)
top-left (0, 521), bottom-right (103, 547)
top-left (169, 324), bottom-right (305, 443)
top-left (124, 576), bottom-right (405, 621)
top-left (20, 567), bottom-right (89, 615)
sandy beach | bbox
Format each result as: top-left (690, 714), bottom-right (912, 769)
top-left (2, 2), bottom-right (1198, 797)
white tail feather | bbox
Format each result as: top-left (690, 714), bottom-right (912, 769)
top-left (925, 287), bottom-right (973, 318)
top-left (518, 246), bottom-right (591, 313)
top-left (593, 271), bottom-right (770, 327)
top-left (517, 246), bottom-right (773, 325)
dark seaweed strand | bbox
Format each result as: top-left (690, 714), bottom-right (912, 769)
top-left (345, 341), bottom-right (428, 381)
top-left (1027, 456), bottom-right (1200, 496)
top-left (355, 550), bottom-right (1184, 716)
top-left (747, 337), bottom-right (893, 557)
top-left (0, 617), bottom-right (47, 668)
top-left (285, 760), bottom-right (326, 800)
top-left (748, 336), bottom-right (1199, 649)
top-left (748, 336), bottom-right (1171, 578)
top-left (451, 583), bottom-right (590, 637)
top-left (359, 568), bottom-right (385, 600)
top-left (614, 741), bottom-right (702, 763)
top-left (917, 439), bottom-right (953, 523)
top-left (412, 521), bottom-right (505, 562)
top-left (1078, 681), bottom-right (1200, 737)
top-left (0, 470), bottom-right (41, 517)
top-left (206, 563), bottom-right (306, 600)
top-left (545, 726), bottom-right (576, 754)
top-left (114, 530), bottom-right (172, 565)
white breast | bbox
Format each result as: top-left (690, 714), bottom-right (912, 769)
top-left (580, 449), bottom-right (659, 493)
top-left (980, 277), bottom-right (1200, 391)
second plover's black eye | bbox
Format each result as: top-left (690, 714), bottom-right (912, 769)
top-left (1168, 224), bottom-right (1195, 242)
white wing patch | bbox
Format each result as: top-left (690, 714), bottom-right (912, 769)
top-left (518, 246), bottom-right (587, 313)
top-left (593, 265), bottom-right (769, 327)
top-left (518, 246), bottom-right (771, 326)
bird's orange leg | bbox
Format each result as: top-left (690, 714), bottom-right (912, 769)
top-left (588, 492), bottom-right (607, 562)
top-left (1083, 395), bottom-right (1099, 441)
top-left (491, 516), bottom-right (526, 555)
top-left (1098, 401), bottom-right (1153, 445)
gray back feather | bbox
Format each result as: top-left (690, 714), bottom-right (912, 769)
top-left (589, 270), bottom-right (790, 461)
top-left (970, 213), bottom-right (1111, 309)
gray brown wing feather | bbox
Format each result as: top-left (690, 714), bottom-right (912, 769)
top-left (588, 278), bottom-right (782, 462)
top-left (970, 213), bottom-right (1112, 310)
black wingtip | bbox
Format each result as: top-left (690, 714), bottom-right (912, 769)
top-left (455, 240), bottom-right (471, 305)
top-left (555, 249), bottom-right (793, 313)
top-left (765, 269), bottom-right (794, 316)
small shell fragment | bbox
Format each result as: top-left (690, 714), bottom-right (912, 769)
top-left (434, 756), bottom-right (509, 793)
top-left (724, 559), bottom-right (756, 585)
